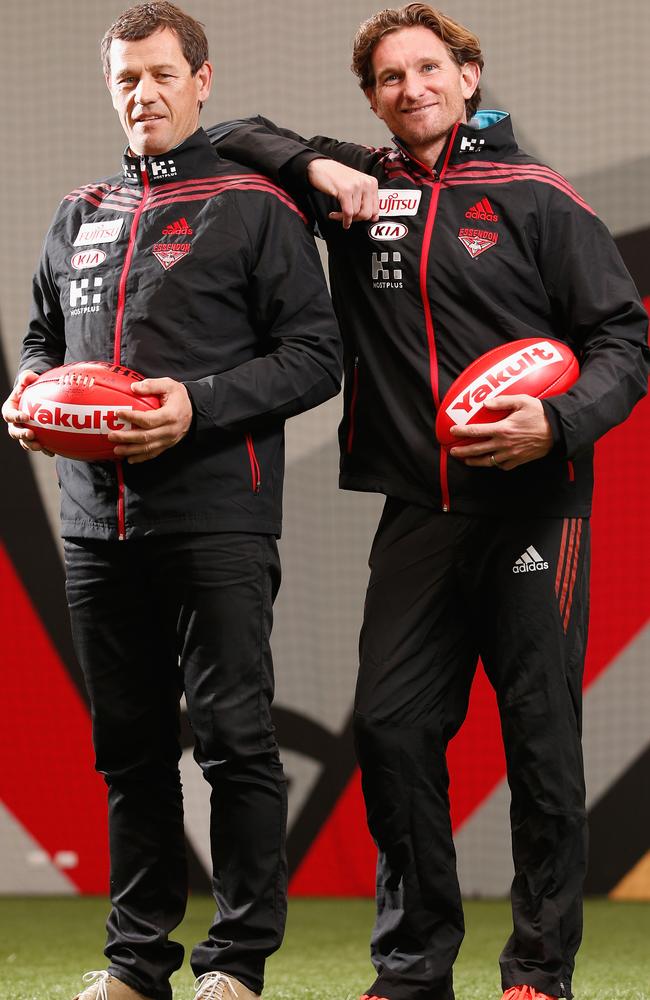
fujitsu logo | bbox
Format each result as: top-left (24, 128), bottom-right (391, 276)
top-left (444, 342), bottom-right (563, 425)
top-left (23, 400), bottom-right (133, 434)
top-left (377, 189), bottom-right (421, 216)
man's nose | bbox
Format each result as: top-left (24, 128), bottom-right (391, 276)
top-left (134, 74), bottom-right (157, 105)
top-left (402, 70), bottom-right (425, 101)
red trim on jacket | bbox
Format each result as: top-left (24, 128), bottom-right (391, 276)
top-left (346, 358), bottom-right (359, 454)
top-left (417, 124), bottom-right (459, 511)
top-left (116, 462), bottom-right (126, 541)
top-left (245, 433), bottom-right (261, 493)
top-left (112, 159), bottom-right (151, 539)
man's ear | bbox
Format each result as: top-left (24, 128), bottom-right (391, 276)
top-left (365, 86), bottom-right (380, 119)
top-left (195, 61), bottom-right (213, 105)
top-left (460, 61), bottom-right (481, 102)
top-left (106, 74), bottom-right (118, 111)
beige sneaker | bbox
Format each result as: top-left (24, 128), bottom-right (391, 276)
top-left (72, 970), bottom-right (154, 1000)
top-left (192, 972), bottom-right (261, 1000)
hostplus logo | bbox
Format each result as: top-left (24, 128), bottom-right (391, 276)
top-left (69, 277), bottom-right (104, 316)
top-left (371, 252), bottom-right (403, 289)
top-left (151, 158), bottom-right (177, 179)
top-left (459, 136), bottom-right (486, 153)
top-left (122, 162), bottom-right (139, 182)
top-left (513, 546), bottom-right (549, 574)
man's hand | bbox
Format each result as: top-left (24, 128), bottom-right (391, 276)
top-left (449, 395), bottom-right (554, 471)
top-left (109, 377), bottom-right (193, 464)
top-left (2, 369), bottom-right (55, 456)
top-left (306, 158), bottom-right (379, 229)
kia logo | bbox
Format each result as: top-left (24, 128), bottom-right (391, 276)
top-left (369, 222), bottom-right (408, 242)
top-left (71, 249), bottom-right (107, 270)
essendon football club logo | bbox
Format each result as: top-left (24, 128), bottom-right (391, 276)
top-left (152, 218), bottom-right (193, 270)
top-left (458, 227), bottom-right (499, 258)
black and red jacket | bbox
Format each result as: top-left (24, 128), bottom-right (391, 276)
top-left (209, 113), bottom-right (649, 517)
top-left (19, 128), bottom-right (342, 539)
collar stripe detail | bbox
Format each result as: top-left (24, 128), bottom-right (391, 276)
top-left (444, 172), bottom-right (595, 214)
top-left (65, 177), bottom-right (307, 222)
top-left (149, 181), bottom-right (308, 223)
top-left (445, 161), bottom-right (595, 213)
top-left (145, 171), bottom-right (286, 197)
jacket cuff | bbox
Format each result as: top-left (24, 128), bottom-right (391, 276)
top-left (280, 149), bottom-right (331, 185)
top-left (541, 399), bottom-right (568, 457)
top-left (183, 380), bottom-right (212, 435)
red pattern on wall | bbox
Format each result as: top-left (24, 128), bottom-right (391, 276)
top-left (0, 542), bottom-right (109, 892)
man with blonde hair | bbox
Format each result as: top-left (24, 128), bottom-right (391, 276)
top-left (211, 5), bottom-right (649, 1000)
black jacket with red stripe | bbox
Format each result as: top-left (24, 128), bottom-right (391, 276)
top-left (19, 128), bottom-right (341, 539)
top-left (209, 112), bottom-right (649, 517)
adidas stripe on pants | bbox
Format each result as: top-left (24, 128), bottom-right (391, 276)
top-left (354, 499), bottom-right (590, 1000)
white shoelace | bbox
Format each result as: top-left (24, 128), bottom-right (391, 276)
top-left (81, 971), bottom-right (110, 1000)
top-left (193, 972), bottom-right (240, 1000)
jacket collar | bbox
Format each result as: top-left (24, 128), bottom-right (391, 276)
top-left (393, 110), bottom-right (518, 178)
top-left (121, 127), bottom-right (217, 186)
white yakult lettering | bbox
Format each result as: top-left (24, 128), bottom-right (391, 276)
top-left (445, 342), bottom-right (563, 424)
top-left (24, 400), bottom-right (134, 434)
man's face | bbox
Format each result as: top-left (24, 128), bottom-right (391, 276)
top-left (107, 27), bottom-right (212, 156)
top-left (367, 26), bottom-right (479, 162)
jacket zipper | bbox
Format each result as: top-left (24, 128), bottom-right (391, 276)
top-left (418, 123), bottom-right (460, 512)
top-left (346, 356), bottom-right (360, 453)
top-left (245, 433), bottom-right (261, 494)
top-left (114, 157), bottom-right (151, 540)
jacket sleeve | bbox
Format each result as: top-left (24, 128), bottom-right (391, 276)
top-left (183, 190), bottom-right (342, 433)
top-left (207, 116), bottom-right (382, 230)
top-left (537, 188), bottom-right (649, 456)
top-left (19, 226), bottom-right (67, 377)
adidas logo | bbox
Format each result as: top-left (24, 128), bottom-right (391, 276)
top-left (512, 545), bottom-right (549, 574)
top-left (162, 217), bottom-right (193, 236)
top-left (465, 197), bottom-right (499, 223)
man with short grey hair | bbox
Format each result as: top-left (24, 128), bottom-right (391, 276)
top-left (2, 4), bottom-right (341, 1000)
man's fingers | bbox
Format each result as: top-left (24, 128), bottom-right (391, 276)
top-left (113, 407), bottom-right (162, 431)
top-left (449, 419), bottom-right (510, 439)
top-left (327, 179), bottom-right (380, 227)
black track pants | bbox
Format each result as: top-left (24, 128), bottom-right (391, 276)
top-left (354, 500), bottom-right (590, 1000)
top-left (64, 533), bottom-right (287, 1000)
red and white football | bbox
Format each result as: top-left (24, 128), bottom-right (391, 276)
top-left (435, 338), bottom-right (579, 447)
top-left (19, 362), bottom-right (160, 461)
